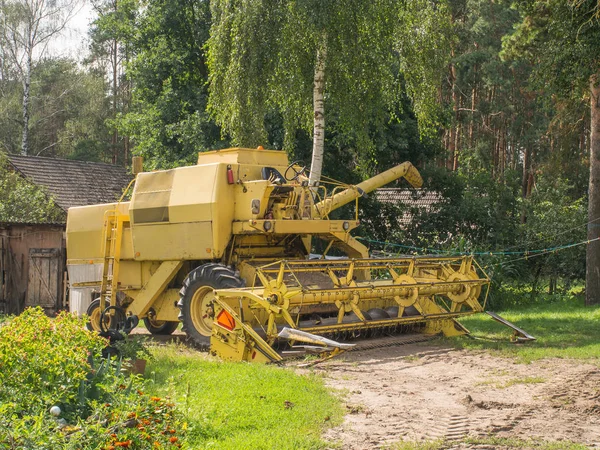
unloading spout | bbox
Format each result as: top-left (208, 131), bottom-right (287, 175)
top-left (313, 161), bottom-right (423, 217)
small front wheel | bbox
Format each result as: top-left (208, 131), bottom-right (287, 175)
top-left (86, 298), bottom-right (115, 332)
top-left (143, 317), bottom-right (179, 335)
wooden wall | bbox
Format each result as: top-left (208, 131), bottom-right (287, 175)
top-left (0, 224), bottom-right (65, 315)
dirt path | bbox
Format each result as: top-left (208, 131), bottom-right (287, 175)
top-left (313, 341), bottom-right (600, 449)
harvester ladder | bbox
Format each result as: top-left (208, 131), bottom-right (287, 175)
top-left (99, 210), bottom-right (126, 314)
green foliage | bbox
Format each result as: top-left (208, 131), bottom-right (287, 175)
top-left (147, 344), bottom-right (343, 449)
top-left (113, 334), bottom-right (153, 361)
top-left (0, 308), bottom-right (106, 416)
top-left (0, 57), bottom-right (114, 161)
top-left (519, 177), bottom-right (587, 281)
top-left (115, 0), bottom-right (225, 169)
top-left (0, 153), bottom-right (65, 223)
top-left (207, 0), bottom-right (451, 152)
top-left (0, 308), bottom-right (185, 449)
top-left (502, 0), bottom-right (600, 96)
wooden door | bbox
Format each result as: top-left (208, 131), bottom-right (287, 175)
top-left (26, 248), bottom-right (61, 313)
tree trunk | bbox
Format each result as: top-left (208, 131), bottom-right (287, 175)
top-left (586, 70), bottom-right (600, 306)
top-left (522, 147), bottom-right (530, 198)
top-left (111, 0), bottom-right (119, 164)
top-left (453, 95), bottom-right (461, 171)
top-left (20, 54), bottom-right (32, 156)
top-left (469, 82), bottom-right (476, 148)
top-left (111, 35), bottom-right (118, 164)
top-left (448, 56), bottom-right (457, 171)
top-left (308, 44), bottom-right (326, 187)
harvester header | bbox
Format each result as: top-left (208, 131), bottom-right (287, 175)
top-left (66, 147), bottom-right (491, 362)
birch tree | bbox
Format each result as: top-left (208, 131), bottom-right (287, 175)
top-left (207, 0), bottom-right (452, 185)
top-left (0, 0), bottom-right (82, 155)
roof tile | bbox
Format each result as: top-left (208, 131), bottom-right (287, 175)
top-left (7, 155), bottom-right (132, 211)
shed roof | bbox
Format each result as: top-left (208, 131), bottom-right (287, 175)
top-left (7, 155), bottom-right (132, 211)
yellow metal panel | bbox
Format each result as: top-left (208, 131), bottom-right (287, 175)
top-left (132, 222), bottom-right (214, 260)
top-left (197, 147), bottom-right (289, 167)
top-left (117, 260), bottom-right (143, 289)
top-left (152, 289), bottom-right (181, 321)
top-left (232, 219), bottom-right (358, 235)
top-left (126, 260), bottom-right (183, 317)
top-left (168, 164), bottom-right (218, 223)
top-left (211, 163), bottom-right (235, 257)
top-left (130, 170), bottom-right (174, 223)
top-left (66, 202), bottom-right (131, 261)
top-left (233, 180), bottom-right (271, 220)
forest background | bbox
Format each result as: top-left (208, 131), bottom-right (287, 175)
top-left (1, 0), bottom-right (599, 308)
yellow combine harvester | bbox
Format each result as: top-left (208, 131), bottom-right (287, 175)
top-left (66, 148), bottom-right (491, 362)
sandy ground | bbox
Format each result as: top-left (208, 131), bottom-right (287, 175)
top-left (311, 340), bottom-right (600, 449)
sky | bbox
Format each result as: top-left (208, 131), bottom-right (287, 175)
top-left (47, 1), bottom-right (96, 58)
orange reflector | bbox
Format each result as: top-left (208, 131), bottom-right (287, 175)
top-left (216, 309), bottom-right (236, 331)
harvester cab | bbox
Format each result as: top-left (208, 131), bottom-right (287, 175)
top-left (66, 147), bottom-right (493, 363)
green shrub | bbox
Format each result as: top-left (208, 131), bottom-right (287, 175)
top-left (0, 308), bottom-right (185, 449)
top-left (0, 307), bottom-right (107, 417)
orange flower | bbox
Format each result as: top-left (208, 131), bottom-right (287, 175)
top-left (127, 412), bottom-right (137, 418)
top-left (154, 442), bottom-right (161, 448)
top-left (115, 441), bottom-right (132, 448)
top-left (169, 429), bottom-right (176, 434)
top-left (169, 437), bottom-right (178, 443)
top-left (150, 396), bottom-right (161, 402)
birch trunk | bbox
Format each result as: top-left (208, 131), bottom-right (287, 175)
top-left (20, 54), bottom-right (32, 156)
top-left (586, 70), bottom-right (600, 306)
top-left (309, 44), bottom-right (326, 187)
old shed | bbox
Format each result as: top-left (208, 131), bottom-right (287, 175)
top-left (0, 155), bottom-right (131, 314)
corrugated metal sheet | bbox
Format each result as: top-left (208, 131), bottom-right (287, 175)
top-left (374, 188), bottom-right (442, 225)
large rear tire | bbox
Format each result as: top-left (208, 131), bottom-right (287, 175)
top-left (143, 317), bottom-right (179, 335)
top-left (177, 263), bottom-right (244, 346)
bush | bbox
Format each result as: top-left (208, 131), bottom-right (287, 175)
top-left (0, 308), bottom-right (184, 449)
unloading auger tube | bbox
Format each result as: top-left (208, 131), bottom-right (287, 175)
top-left (208, 255), bottom-right (491, 363)
top-left (312, 161), bottom-right (423, 217)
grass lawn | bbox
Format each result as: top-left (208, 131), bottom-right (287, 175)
top-left (145, 343), bottom-right (343, 450)
top-left (450, 296), bottom-right (600, 363)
